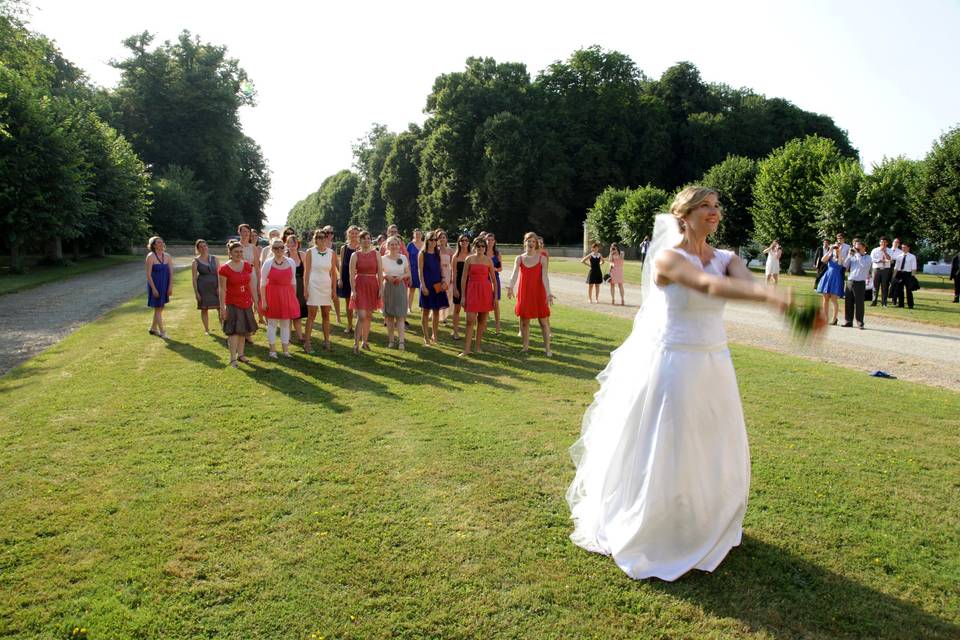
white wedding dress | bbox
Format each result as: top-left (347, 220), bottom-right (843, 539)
top-left (566, 214), bottom-right (750, 581)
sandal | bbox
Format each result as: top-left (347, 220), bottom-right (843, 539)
top-left (237, 355), bottom-right (252, 364)
top-left (228, 359), bottom-right (238, 368)
top-left (362, 342), bottom-right (371, 351)
top-left (303, 341), bottom-right (314, 354)
top-left (268, 351), bottom-right (278, 359)
top-left (149, 329), bottom-right (160, 336)
top-left (398, 341), bottom-right (405, 351)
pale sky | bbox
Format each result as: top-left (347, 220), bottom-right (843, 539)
top-left (27, 0), bottom-right (960, 225)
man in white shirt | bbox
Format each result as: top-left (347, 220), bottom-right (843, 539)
top-left (835, 232), bottom-right (851, 261)
top-left (889, 238), bottom-right (904, 305)
top-left (893, 241), bottom-right (918, 309)
top-left (842, 238), bottom-right (872, 329)
top-left (870, 236), bottom-right (894, 307)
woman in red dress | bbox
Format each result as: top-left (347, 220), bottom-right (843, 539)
top-left (348, 231), bottom-right (383, 353)
top-left (260, 239), bottom-right (301, 358)
top-left (218, 240), bottom-right (260, 367)
top-left (507, 232), bottom-right (554, 356)
top-left (458, 237), bottom-right (496, 357)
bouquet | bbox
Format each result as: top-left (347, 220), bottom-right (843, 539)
top-left (784, 295), bottom-right (823, 341)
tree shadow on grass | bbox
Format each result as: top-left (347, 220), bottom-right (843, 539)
top-left (650, 535), bottom-right (959, 639)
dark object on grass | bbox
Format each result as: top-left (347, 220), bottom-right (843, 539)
top-left (869, 370), bottom-right (897, 379)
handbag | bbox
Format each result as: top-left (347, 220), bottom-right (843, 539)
top-left (432, 282), bottom-right (446, 294)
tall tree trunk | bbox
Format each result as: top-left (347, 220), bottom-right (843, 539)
top-left (44, 237), bottom-right (63, 263)
top-left (93, 241), bottom-right (107, 258)
top-left (789, 248), bottom-right (806, 275)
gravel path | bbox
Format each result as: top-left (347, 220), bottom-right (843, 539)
top-left (550, 273), bottom-right (960, 392)
top-left (0, 258), bottom-right (192, 376)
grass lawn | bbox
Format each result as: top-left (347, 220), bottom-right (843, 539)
top-left (1, 268), bottom-right (958, 639)
top-left (0, 255), bottom-right (142, 296)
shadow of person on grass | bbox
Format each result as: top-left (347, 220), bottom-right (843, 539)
top-left (650, 534), bottom-right (959, 639)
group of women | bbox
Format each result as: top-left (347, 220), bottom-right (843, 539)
top-left (145, 224), bottom-right (554, 367)
top-left (582, 242), bottom-right (626, 305)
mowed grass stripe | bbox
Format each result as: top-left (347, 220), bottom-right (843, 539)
top-left (1, 268), bottom-right (958, 639)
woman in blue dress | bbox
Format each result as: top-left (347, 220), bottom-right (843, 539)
top-left (418, 231), bottom-right (449, 345)
top-left (146, 236), bottom-right (173, 338)
top-left (407, 229), bottom-right (424, 313)
top-left (815, 242), bottom-right (845, 325)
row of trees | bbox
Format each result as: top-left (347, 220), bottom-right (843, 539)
top-left (288, 48), bottom-right (855, 242)
top-left (1, 4), bottom-right (149, 268)
top-left (587, 129), bottom-right (960, 273)
top-left (0, 2), bottom-right (270, 269)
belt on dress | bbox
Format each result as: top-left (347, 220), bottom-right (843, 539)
top-left (657, 341), bottom-right (728, 353)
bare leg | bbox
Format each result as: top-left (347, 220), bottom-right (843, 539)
top-left (227, 334), bottom-right (239, 364)
top-left (539, 317), bottom-right (552, 356)
top-left (304, 306), bottom-right (318, 351)
top-left (397, 315), bottom-right (406, 349)
top-left (610, 282), bottom-right (615, 304)
top-left (520, 318), bottom-right (531, 352)
top-left (452, 304), bottom-right (462, 338)
top-left (201, 309), bottom-right (210, 333)
top-left (460, 313), bottom-right (476, 356)
top-left (618, 284), bottom-right (625, 305)
top-left (333, 295), bottom-right (342, 324)
top-left (421, 308), bottom-right (430, 345)
top-left (353, 310), bottom-right (363, 353)
top-left (386, 316), bottom-right (396, 346)
top-left (321, 307), bottom-right (332, 349)
top-left (408, 288), bottom-right (415, 313)
top-left (821, 294), bottom-right (830, 322)
top-left (291, 317), bottom-right (303, 343)
top-left (432, 310), bottom-right (441, 343)
top-left (476, 312), bottom-right (488, 352)
top-left (362, 310), bottom-right (372, 348)
top-left (493, 298), bottom-right (500, 333)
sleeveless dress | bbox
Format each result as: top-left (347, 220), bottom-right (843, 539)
top-left (263, 259), bottom-right (301, 320)
top-left (382, 255), bottom-right (409, 317)
top-left (765, 249), bottom-right (781, 276)
top-left (464, 262), bottom-right (494, 313)
top-left (419, 252), bottom-right (449, 310)
top-left (567, 247), bottom-right (750, 581)
top-left (337, 244), bottom-right (357, 299)
top-left (407, 242), bottom-right (421, 289)
top-left (195, 256), bottom-right (219, 309)
top-left (515, 257), bottom-right (550, 319)
top-left (218, 261), bottom-right (258, 335)
top-left (349, 250), bottom-right (381, 311)
top-left (816, 257), bottom-right (845, 297)
top-left (307, 246), bottom-right (334, 307)
top-left (586, 254), bottom-right (603, 284)
top-left (147, 252), bottom-right (170, 307)
top-left (491, 253), bottom-right (502, 300)
top-left (440, 250), bottom-right (453, 292)
top-left (292, 252), bottom-right (308, 318)
top-left (242, 242), bottom-right (258, 289)
top-left (452, 259), bottom-right (466, 305)
top-left (609, 255), bottom-right (624, 285)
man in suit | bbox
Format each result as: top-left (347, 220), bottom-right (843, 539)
top-left (951, 251), bottom-right (959, 303)
top-left (813, 238), bottom-right (830, 288)
top-left (892, 241), bottom-right (918, 309)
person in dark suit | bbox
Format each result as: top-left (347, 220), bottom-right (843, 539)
top-left (951, 252), bottom-right (959, 303)
top-left (892, 242), bottom-right (918, 309)
top-left (813, 238), bottom-right (830, 288)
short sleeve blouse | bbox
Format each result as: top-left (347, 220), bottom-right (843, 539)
top-left (218, 261), bottom-right (253, 307)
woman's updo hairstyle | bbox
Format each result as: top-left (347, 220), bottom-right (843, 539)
top-left (147, 236), bottom-right (162, 252)
top-left (670, 186), bottom-right (720, 232)
top-left (226, 240), bottom-right (242, 254)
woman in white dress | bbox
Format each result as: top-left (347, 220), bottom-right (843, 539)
top-left (303, 229), bottom-right (337, 353)
top-left (567, 186), bottom-right (791, 581)
top-left (763, 240), bottom-right (783, 285)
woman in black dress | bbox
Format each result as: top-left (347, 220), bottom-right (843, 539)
top-left (580, 242), bottom-right (605, 303)
top-left (286, 233), bottom-right (308, 343)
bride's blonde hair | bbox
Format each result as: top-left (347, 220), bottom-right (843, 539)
top-left (670, 186), bottom-right (720, 231)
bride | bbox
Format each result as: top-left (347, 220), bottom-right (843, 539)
top-left (567, 186), bottom-right (790, 581)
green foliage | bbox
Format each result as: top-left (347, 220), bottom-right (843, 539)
top-left (752, 135), bottom-right (845, 258)
top-left (109, 30), bottom-right (268, 236)
top-left (350, 124), bottom-right (394, 232)
top-left (617, 185), bottom-right (670, 248)
top-left (286, 170), bottom-right (359, 234)
top-left (700, 155), bottom-right (758, 248)
top-left (585, 187), bottom-right (628, 244)
top-left (815, 159), bottom-right (864, 239)
top-left (917, 126), bottom-right (960, 252)
top-left (856, 157), bottom-right (920, 244)
top-left (149, 165), bottom-right (206, 240)
top-left (380, 127), bottom-right (422, 235)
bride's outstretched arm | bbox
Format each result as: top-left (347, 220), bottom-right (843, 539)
top-left (655, 251), bottom-right (786, 308)
top-left (725, 254), bottom-right (757, 283)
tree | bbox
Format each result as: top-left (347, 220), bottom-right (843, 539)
top-left (287, 170), bottom-right (359, 234)
top-left (149, 165), bottom-right (206, 240)
top-left (380, 126), bottom-right (422, 235)
top-left (109, 30), bottom-right (266, 236)
top-left (917, 126), bottom-right (960, 252)
top-left (235, 135), bottom-right (271, 227)
top-left (857, 157), bottom-right (921, 244)
top-left (752, 135), bottom-right (844, 273)
top-left (618, 185), bottom-right (670, 248)
top-left (586, 186), bottom-right (628, 244)
top-left (700, 155), bottom-right (757, 249)
top-left (350, 124), bottom-right (394, 232)
top-left (814, 159), bottom-right (864, 240)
